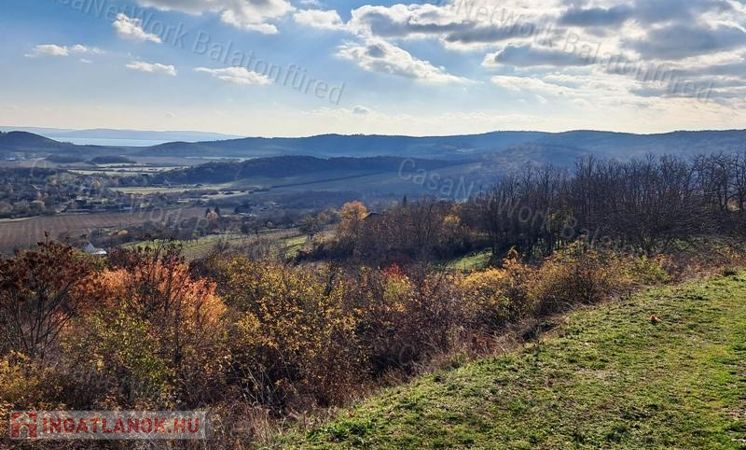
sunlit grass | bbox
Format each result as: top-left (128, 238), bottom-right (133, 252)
top-left (277, 273), bottom-right (746, 449)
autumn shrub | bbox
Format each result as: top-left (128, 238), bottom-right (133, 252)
top-left (215, 256), bottom-right (364, 410)
top-left (0, 242), bottom-right (98, 360)
top-left (349, 265), bottom-right (468, 376)
top-left (528, 246), bottom-right (633, 316)
top-left (210, 257), bottom-right (474, 410)
top-left (0, 352), bottom-right (63, 412)
top-left (61, 248), bottom-right (228, 409)
top-left (661, 238), bottom-right (746, 280)
top-left (61, 309), bottom-right (175, 409)
top-left (459, 269), bottom-right (510, 328)
top-left (625, 255), bottom-right (671, 285)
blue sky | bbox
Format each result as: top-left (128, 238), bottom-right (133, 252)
top-left (1, 0), bottom-right (745, 136)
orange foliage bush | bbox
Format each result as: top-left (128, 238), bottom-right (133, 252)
top-left (63, 248), bottom-right (228, 408)
top-left (215, 256), bottom-right (363, 409)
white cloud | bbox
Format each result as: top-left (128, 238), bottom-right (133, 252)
top-left (134, 0), bottom-right (294, 34)
top-left (490, 75), bottom-right (567, 96)
top-left (353, 105), bottom-right (371, 115)
top-left (25, 44), bottom-right (102, 58)
top-left (194, 67), bottom-right (272, 85)
top-left (338, 38), bottom-right (469, 84)
top-left (293, 9), bottom-right (345, 30)
top-left (347, 1), bottom-right (560, 47)
top-left (344, 0), bottom-right (746, 86)
top-left (26, 44), bottom-right (69, 57)
top-left (113, 13), bottom-right (162, 43)
top-left (126, 61), bottom-right (177, 76)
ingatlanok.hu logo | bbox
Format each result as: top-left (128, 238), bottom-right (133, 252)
top-left (9, 411), bottom-right (207, 440)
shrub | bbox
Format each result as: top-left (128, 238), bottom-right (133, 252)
top-left (217, 256), bottom-right (364, 410)
top-left (353, 266), bottom-right (467, 376)
top-left (61, 309), bottom-right (175, 409)
top-left (0, 242), bottom-right (98, 359)
top-left (63, 248), bottom-right (228, 408)
top-left (626, 255), bottom-right (670, 285)
top-left (528, 247), bottom-right (632, 316)
top-left (460, 269), bottom-right (519, 330)
top-left (0, 352), bottom-right (61, 410)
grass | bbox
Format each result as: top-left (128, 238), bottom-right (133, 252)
top-left (275, 273), bottom-right (746, 449)
top-left (123, 234), bottom-right (248, 260)
top-left (282, 234), bottom-right (310, 258)
top-left (123, 229), bottom-right (307, 261)
top-left (446, 249), bottom-right (492, 272)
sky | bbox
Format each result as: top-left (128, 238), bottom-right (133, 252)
top-left (0, 0), bottom-right (745, 137)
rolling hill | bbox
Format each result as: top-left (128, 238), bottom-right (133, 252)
top-left (2, 129), bottom-right (745, 168)
top-left (138, 129), bottom-right (746, 161)
top-left (0, 131), bottom-right (77, 153)
top-left (0, 131), bottom-right (114, 157)
top-left (0, 127), bottom-right (241, 146)
top-left (150, 156), bottom-right (459, 185)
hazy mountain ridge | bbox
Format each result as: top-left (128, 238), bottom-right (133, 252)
top-left (130, 129), bottom-right (746, 161)
top-left (2, 129), bottom-right (745, 166)
top-left (0, 131), bottom-right (80, 153)
top-left (0, 127), bottom-right (241, 145)
top-left (141, 132), bottom-right (550, 159)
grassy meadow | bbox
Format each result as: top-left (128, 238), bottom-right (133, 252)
top-left (277, 273), bottom-right (746, 449)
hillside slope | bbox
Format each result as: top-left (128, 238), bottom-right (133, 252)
top-left (0, 131), bottom-right (75, 152)
top-left (152, 156), bottom-right (458, 185)
top-left (141, 129), bottom-right (746, 161)
top-left (279, 274), bottom-right (746, 449)
top-left (0, 131), bottom-right (112, 156)
top-left (4, 129), bottom-right (746, 166)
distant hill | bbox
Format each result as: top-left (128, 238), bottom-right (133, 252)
top-left (2, 129), bottom-right (745, 168)
top-left (137, 129), bottom-right (746, 162)
top-left (139, 132), bottom-right (549, 160)
top-left (151, 156), bottom-right (458, 185)
top-left (0, 131), bottom-right (119, 159)
top-left (0, 131), bottom-right (76, 153)
top-left (0, 127), bottom-right (241, 146)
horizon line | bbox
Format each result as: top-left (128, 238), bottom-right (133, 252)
top-left (2, 125), bottom-right (746, 142)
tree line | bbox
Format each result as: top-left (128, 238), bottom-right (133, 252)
top-left (316, 153), bottom-right (746, 265)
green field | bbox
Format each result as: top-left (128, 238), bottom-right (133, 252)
top-left (124, 230), bottom-right (308, 261)
top-left (446, 249), bottom-right (492, 272)
top-left (277, 274), bottom-right (746, 449)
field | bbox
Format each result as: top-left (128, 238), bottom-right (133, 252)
top-left (231, 162), bottom-right (487, 199)
top-left (446, 249), bottom-right (492, 272)
top-left (106, 162), bottom-right (488, 206)
top-left (0, 207), bottom-right (205, 253)
top-left (124, 229), bottom-right (309, 261)
top-left (0, 155), bottom-right (208, 170)
top-left (279, 273), bottom-right (746, 449)
top-left (110, 186), bottom-right (199, 195)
